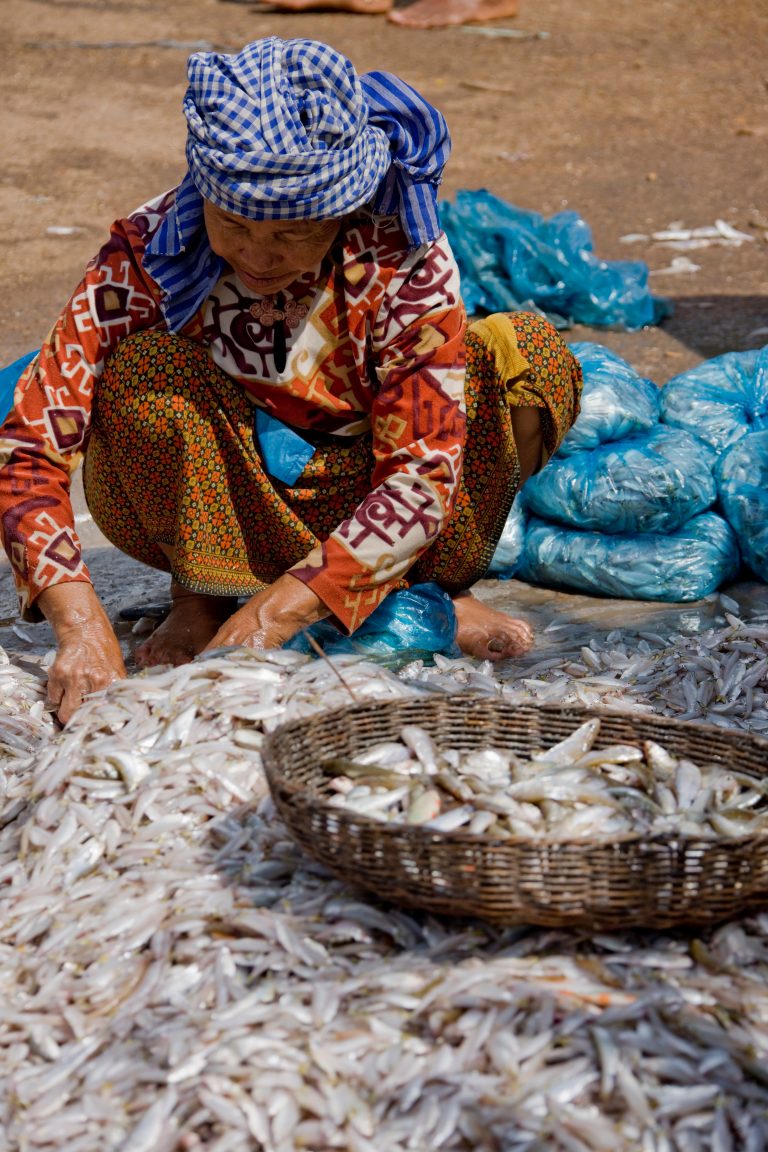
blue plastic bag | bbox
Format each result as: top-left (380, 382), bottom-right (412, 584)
top-left (439, 189), bottom-right (670, 330)
top-left (716, 430), bottom-right (768, 582)
top-left (659, 345), bottom-right (768, 455)
top-left (0, 350), bottom-right (38, 424)
top-left (487, 492), bottom-right (528, 578)
top-left (560, 342), bottom-right (661, 455)
top-left (523, 426), bottom-right (717, 535)
top-left (517, 511), bottom-right (740, 602)
top-left (254, 407), bottom-right (315, 485)
top-left (285, 582), bottom-right (457, 662)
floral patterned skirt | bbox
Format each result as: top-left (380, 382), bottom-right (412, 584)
top-left (84, 312), bottom-right (582, 598)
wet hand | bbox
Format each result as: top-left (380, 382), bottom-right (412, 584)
top-left (37, 583), bottom-right (127, 724)
top-left (203, 574), bottom-right (328, 654)
top-left (46, 630), bottom-right (127, 724)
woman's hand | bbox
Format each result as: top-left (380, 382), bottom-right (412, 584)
top-left (37, 583), bottom-right (127, 724)
top-left (203, 573), bottom-right (328, 654)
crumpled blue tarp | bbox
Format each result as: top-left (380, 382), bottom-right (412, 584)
top-left (516, 511), bottom-right (741, 602)
top-left (285, 582), bottom-right (457, 663)
top-left (439, 189), bottom-right (670, 330)
top-left (522, 425), bottom-right (718, 536)
top-left (559, 342), bottom-right (661, 454)
top-left (659, 345), bottom-right (768, 455)
top-left (716, 430), bottom-right (768, 583)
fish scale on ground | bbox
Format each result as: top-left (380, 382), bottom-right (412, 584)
top-left (0, 595), bottom-right (767, 1148)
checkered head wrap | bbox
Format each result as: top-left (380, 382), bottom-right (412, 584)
top-left (183, 37), bottom-right (450, 248)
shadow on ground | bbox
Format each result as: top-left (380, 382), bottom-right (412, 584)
top-left (660, 294), bottom-right (768, 362)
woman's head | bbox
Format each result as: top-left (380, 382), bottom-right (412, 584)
top-left (184, 38), bottom-right (390, 226)
top-left (202, 201), bottom-right (339, 295)
top-left (182, 37), bottom-right (451, 249)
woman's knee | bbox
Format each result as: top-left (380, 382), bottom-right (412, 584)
top-left (100, 331), bottom-right (210, 407)
top-left (96, 332), bottom-right (225, 452)
top-left (502, 310), bottom-right (583, 440)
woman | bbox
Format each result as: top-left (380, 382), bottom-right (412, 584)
top-left (0, 37), bottom-right (581, 723)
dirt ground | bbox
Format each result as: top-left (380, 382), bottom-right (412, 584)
top-left (1, 0), bottom-right (767, 634)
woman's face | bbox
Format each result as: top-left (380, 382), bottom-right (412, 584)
top-left (203, 201), bottom-right (341, 296)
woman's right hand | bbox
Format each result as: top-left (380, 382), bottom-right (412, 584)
top-left (36, 583), bottom-right (127, 724)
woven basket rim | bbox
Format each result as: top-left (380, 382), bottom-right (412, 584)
top-left (264, 694), bottom-right (768, 747)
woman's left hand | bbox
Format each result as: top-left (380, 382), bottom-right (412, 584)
top-left (202, 573), bottom-right (328, 653)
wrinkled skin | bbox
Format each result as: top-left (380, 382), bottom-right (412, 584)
top-left (37, 583), bottom-right (127, 725)
top-left (453, 591), bottom-right (534, 661)
top-left (134, 574), bottom-right (328, 669)
top-left (202, 203), bottom-right (340, 297)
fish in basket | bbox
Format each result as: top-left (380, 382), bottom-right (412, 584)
top-left (261, 694), bottom-right (768, 930)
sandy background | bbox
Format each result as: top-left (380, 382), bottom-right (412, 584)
top-left (1, 0), bottom-right (767, 641)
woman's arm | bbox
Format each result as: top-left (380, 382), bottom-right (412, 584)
top-left (0, 202), bottom-right (169, 718)
top-left (0, 205), bottom-right (166, 623)
top-left (287, 230), bottom-right (468, 636)
top-left (208, 234), bottom-right (468, 654)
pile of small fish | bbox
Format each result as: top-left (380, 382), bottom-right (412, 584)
top-left (0, 646), bottom-right (55, 758)
top-left (402, 596), bottom-right (768, 732)
top-left (0, 592), bottom-right (767, 1150)
top-left (322, 718), bottom-right (768, 841)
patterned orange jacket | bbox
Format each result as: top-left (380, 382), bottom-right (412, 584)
top-left (0, 189), bottom-right (467, 630)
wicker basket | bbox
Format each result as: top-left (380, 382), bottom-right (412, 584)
top-left (262, 695), bottom-right (768, 929)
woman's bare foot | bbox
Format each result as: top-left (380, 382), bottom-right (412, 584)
top-left (452, 590), bottom-right (533, 662)
top-left (134, 588), bottom-right (238, 668)
top-left (265, 0), bottom-right (517, 21)
top-left (389, 0), bottom-right (518, 28)
top-left (267, 0), bottom-right (391, 12)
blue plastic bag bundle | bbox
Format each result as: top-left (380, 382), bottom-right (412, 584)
top-left (559, 342), bottom-right (661, 455)
top-left (0, 350), bottom-right (37, 425)
top-left (487, 492), bottom-right (528, 578)
top-left (439, 189), bottom-right (670, 331)
top-left (659, 345), bottom-right (768, 455)
top-left (285, 582), bottom-right (457, 663)
top-left (716, 430), bottom-right (768, 582)
top-left (522, 425), bottom-right (718, 535)
top-left (517, 511), bottom-right (741, 602)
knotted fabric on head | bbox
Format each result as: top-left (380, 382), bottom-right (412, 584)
top-left (183, 37), bottom-right (450, 247)
top-left (143, 37), bottom-right (451, 331)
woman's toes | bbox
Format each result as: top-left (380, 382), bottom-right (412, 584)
top-left (452, 592), bottom-right (533, 661)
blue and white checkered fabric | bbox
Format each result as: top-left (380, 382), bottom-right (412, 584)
top-left (144, 37), bottom-right (450, 330)
top-left (184, 37), bottom-right (449, 246)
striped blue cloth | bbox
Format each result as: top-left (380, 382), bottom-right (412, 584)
top-left (144, 37), bottom-right (450, 331)
top-left (361, 70), bottom-right (451, 251)
top-left (143, 174), bottom-right (224, 334)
